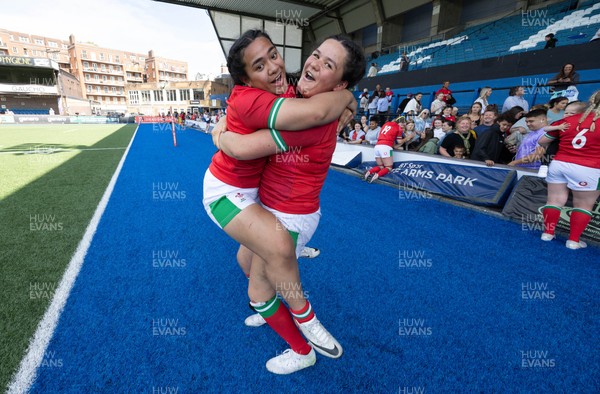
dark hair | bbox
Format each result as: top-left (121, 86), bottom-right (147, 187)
top-left (496, 113), bottom-right (511, 124)
top-left (454, 142), bottom-right (465, 149)
top-left (509, 86), bottom-right (524, 96)
top-left (545, 33), bottom-right (555, 39)
top-left (504, 106), bottom-right (525, 123)
top-left (325, 35), bottom-right (366, 88)
top-left (557, 63), bottom-right (576, 80)
top-left (227, 30), bottom-right (274, 86)
top-left (370, 115), bottom-right (380, 124)
top-left (548, 96), bottom-right (568, 108)
top-left (414, 129), bottom-right (434, 151)
top-left (525, 108), bottom-right (548, 118)
top-left (442, 119), bottom-right (455, 128)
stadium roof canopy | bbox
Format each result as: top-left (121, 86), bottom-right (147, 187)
top-left (154, 0), bottom-right (433, 72)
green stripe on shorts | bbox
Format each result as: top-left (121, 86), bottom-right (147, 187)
top-left (209, 195), bottom-right (241, 229)
top-left (288, 230), bottom-right (299, 248)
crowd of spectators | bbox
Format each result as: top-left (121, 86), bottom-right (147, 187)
top-left (344, 69), bottom-right (589, 170)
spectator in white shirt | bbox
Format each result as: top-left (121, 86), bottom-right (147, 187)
top-left (404, 92), bottom-right (423, 116)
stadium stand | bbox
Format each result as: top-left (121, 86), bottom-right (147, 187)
top-left (374, 1), bottom-right (600, 75)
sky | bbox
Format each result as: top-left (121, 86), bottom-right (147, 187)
top-left (2, 0), bottom-right (227, 77)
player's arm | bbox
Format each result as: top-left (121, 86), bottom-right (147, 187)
top-left (219, 129), bottom-right (278, 160)
top-left (274, 90), bottom-right (357, 130)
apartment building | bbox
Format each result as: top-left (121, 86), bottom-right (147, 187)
top-left (0, 28), bottom-right (190, 114)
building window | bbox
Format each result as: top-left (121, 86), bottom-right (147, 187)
top-left (101, 64), bottom-right (106, 72)
top-left (129, 90), bottom-right (139, 104)
top-left (23, 48), bottom-right (28, 55)
top-left (48, 41), bottom-right (58, 48)
top-left (34, 39), bottom-right (44, 45)
top-left (180, 90), bottom-right (190, 101)
top-left (102, 75), bottom-right (107, 81)
top-left (62, 44), bottom-right (68, 49)
top-left (166, 90), bottom-right (177, 101)
top-left (104, 86), bottom-right (109, 93)
top-left (119, 88), bottom-right (124, 94)
top-left (12, 47), bottom-right (18, 54)
top-left (153, 90), bottom-right (163, 102)
top-left (99, 53), bottom-right (105, 60)
top-left (85, 74), bottom-right (90, 80)
top-left (96, 86), bottom-right (100, 93)
top-left (9, 34), bottom-right (14, 41)
top-left (83, 61), bottom-right (89, 69)
top-left (112, 87), bottom-right (116, 93)
top-left (19, 36), bottom-right (30, 43)
top-left (94, 75), bottom-right (99, 81)
top-left (110, 76), bottom-right (115, 82)
top-left (115, 55), bottom-right (120, 63)
top-left (92, 63), bottom-right (98, 71)
top-left (141, 91), bottom-right (151, 103)
top-left (193, 89), bottom-right (204, 100)
top-left (86, 85), bottom-right (92, 93)
top-left (82, 50), bottom-right (87, 59)
top-left (108, 65), bottom-right (113, 72)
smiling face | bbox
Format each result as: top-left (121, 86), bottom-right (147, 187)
top-left (297, 39), bottom-right (348, 98)
top-left (563, 64), bottom-right (573, 74)
top-left (241, 36), bottom-right (287, 94)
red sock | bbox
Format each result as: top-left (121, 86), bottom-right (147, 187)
top-left (541, 205), bottom-right (561, 235)
top-left (368, 166), bottom-right (382, 175)
top-left (377, 167), bottom-right (390, 177)
top-left (290, 300), bottom-right (316, 324)
top-left (252, 296), bottom-right (311, 355)
top-left (568, 209), bottom-right (592, 242)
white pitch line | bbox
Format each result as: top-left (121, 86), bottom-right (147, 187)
top-left (0, 147), bottom-right (127, 155)
top-left (6, 125), bottom-right (139, 394)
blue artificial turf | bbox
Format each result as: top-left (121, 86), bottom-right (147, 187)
top-left (31, 124), bottom-right (599, 393)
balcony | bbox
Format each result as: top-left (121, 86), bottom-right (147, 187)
top-left (82, 67), bottom-right (125, 76)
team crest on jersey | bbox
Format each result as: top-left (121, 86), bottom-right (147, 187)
top-left (578, 181), bottom-right (588, 187)
top-left (235, 192), bottom-right (246, 202)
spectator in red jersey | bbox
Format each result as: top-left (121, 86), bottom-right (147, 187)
top-left (440, 106), bottom-right (456, 123)
top-left (347, 121), bottom-right (366, 144)
top-left (436, 81), bottom-right (454, 105)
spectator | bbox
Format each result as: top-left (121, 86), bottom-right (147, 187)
top-left (338, 120), bottom-right (353, 142)
top-left (367, 91), bottom-right (379, 118)
top-left (546, 97), bottom-right (569, 124)
top-left (502, 86), bottom-right (529, 113)
top-left (474, 87), bottom-right (493, 114)
top-left (367, 62), bottom-right (378, 77)
top-left (466, 102), bottom-right (483, 127)
top-left (470, 113), bottom-right (513, 166)
top-left (508, 109), bottom-right (568, 169)
top-left (364, 117), bottom-right (381, 145)
top-left (436, 81), bottom-right (455, 106)
top-left (544, 33), bottom-right (557, 49)
top-left (504, 105), bottom-right (526, 128)
top-left (404, 120), bottom-right (420, 149)
top-left (359, 89), bottom-right (369, 115)
top-left (360, 115), bottom-right (369, 132)
top-left (548, 63), bottom-right (580, 91)
top-left (440, 106), bottom-right (456, 123)
top-left (385, 87), bottom-right (394, 106)
top-left (439, 116), bottom-right (477, 158)
top-left (414, 109), bottom-right (432, 132)
top-left (48, 107), bottom-right (55, 115)
top-left (393, 122), bottom-right (416, 151)
top-left (377, 91), bottom-right (390, 115)
top-left (431, 118), bottom-right (445, 140)
top-left (416, 129), bottom-right (439, 154)
top-left (399, 52), bottom-right (410, 72)
top-left (473, 109), bottom-right (498, 137)
top-left (430, 93), bottom-right (446, 116)
top-left (453, 144), bottom-right (466, 159)
top-left (403, 92), bottom-right (423, 116)
top-left (347, 121), bottom-right (366, 144)
top-left (397, 93), bottom-right (413, 114)
top-left (452, 107), bottom-right (459, 118)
